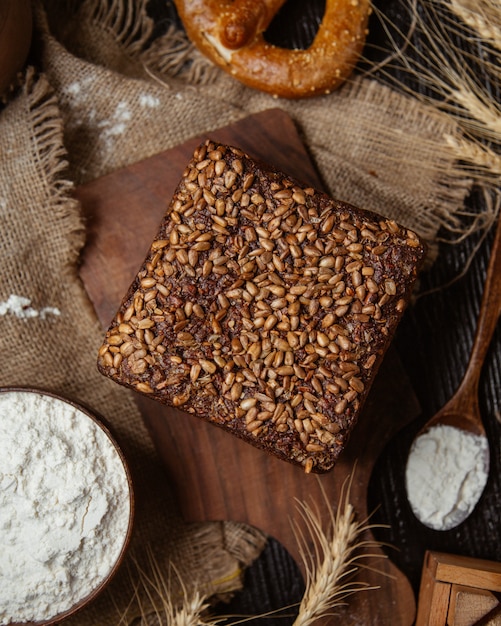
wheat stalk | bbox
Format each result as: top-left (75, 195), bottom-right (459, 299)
top-left (292, 474), bottom-right (382, 625)
top-left (366, 0), bottom-right (501, 147)
top-left (448, 0), bottom-right (501, 51)
top-left (362, 0), bottom-right (501, 243)
top-left (444, 134), bottom-right (501, 177)
top-left (119, 549), bottom-right (224, 626)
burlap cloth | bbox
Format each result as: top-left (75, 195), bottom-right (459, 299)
top-left (0, 0), bottom-right (484, 623)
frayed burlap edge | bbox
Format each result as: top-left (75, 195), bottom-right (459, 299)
top-left (21, 66), bottom-right (85, 268)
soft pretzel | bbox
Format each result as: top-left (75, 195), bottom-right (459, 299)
top-left (173, 0), bottom-right (371, 98)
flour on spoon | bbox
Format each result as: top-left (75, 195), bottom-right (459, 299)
top-left (405, 423), bottom-right (489, 531)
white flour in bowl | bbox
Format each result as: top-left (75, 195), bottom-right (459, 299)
top-left (405, 423), bottom-right (489, 531)
top-left (0, 390), bottom-right (132, 625)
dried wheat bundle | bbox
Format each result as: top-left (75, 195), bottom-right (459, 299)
top-left (366, 0), bottom-right (500, 194)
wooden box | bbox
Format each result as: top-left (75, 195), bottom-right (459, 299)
top-left (416, 551), bottom-right (501, 625)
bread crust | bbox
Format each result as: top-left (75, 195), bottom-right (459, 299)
top-left (97, 140), bottom-right (427, 473)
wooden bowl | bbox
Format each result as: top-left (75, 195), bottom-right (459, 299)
top-left (0, 0), bottom-right (32, 96)
top-left (0, 387), bottom-right (135, 626)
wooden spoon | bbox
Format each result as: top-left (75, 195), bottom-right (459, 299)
top-left (405, 216), bottom-right (501, 530)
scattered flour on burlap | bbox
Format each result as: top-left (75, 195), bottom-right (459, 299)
top-left (62, 79), bottom-right (134, 156)
top-left (139, 93), bottom-right (160, 108)
top-left (0, 390), bottom-right (131, 625)
top-left (0, 294), bottom-right (60, 319)
top-left (405, 423), bottom-right (489, 531)
top-left (98, 101), bottom-right (132, 151)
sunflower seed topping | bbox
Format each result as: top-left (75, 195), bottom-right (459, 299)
top-left (98, 140), bottom-right (426, 473)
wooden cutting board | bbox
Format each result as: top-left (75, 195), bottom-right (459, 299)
top-left (77, 108), bottom-right (419, 625)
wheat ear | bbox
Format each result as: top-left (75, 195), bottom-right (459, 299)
top-left (121, 548), bottom-right (223, 626)
top-left (448, 0), bottom-right (501, 51)
top-left (292, 473), bottom-right (382, 625)
top-left (367, 0), bottom-right (500, 146)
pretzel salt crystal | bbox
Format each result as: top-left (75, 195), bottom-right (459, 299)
top-left (173, 0), bottom-right (371, 98)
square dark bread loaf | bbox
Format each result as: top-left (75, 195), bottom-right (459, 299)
top-left (97, 140), bottom-right (427, 473)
